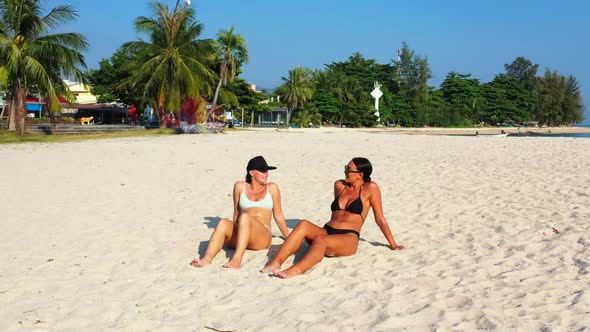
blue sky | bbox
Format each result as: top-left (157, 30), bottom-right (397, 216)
top-left (46, 0), bottom-right (590, 123)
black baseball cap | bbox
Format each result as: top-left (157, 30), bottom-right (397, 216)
top-left (247, 156), bottom-right (277, 171)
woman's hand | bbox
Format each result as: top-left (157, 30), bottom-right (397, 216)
top-left (390, 244), bottom-right (405, 250)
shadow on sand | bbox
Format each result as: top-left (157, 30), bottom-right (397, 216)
top-left (198, 217), bottom-right (308, 261)
top-left (261, 218), bottom-right (311, 267)
top-left (359, 238), bottom-right (390, 248)
top-left (197, 216), bottom-right (230, 259)
top-left (204, 216), bottom-right (222, 229)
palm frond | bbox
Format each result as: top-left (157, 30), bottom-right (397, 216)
top-left (122, 1), bottom-right (215, 114)
top-left (41, 5), bottom-right (78, 30)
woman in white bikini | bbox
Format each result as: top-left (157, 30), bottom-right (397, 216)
top-left (191, 156), bottom-right (290, 269)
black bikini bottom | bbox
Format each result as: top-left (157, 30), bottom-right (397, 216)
top-left (323, 224), bottom-right (360, 238)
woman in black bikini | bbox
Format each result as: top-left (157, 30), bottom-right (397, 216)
top-left (261, 157), bottom-right (404, 278)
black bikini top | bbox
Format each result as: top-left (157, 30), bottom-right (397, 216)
top-left (330, 184), bottom-right (364, 216)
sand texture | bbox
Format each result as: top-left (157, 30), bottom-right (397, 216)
top-left (1, 128), bottom-right (589, 331)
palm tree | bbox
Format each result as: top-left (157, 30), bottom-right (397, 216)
top-left (277, 66), bottom-right (313, 125)
top-left (333, 75), bottom-right (360, 126)
top-left (122, 1), bottom-right (215, 127)
top-left (0, 0), bottom-right (88, 135)
top-left (292, 104), bottom-right (322, 128)
top-left (211, 25), bottom-right (248, 107)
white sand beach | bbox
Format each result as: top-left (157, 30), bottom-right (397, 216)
top-left (1, 128), bottom-right (589, 331)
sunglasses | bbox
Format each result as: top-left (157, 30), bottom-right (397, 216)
top-left (344, 165), bottom-right (362, 174)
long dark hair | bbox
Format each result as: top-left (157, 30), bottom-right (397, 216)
top-left (245, 171), bottom-right (252, 183)
top-left (352, 157), bottom-right (372, 182)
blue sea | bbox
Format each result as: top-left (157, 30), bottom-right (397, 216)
top-left (508, 124), bottom-right (590, 138)
top-left (555, 125), bottom-right (590, 138)
top-left (547, 133), bottom-right (590, 138)
top-left (514, 125), bottom-right (590, 138)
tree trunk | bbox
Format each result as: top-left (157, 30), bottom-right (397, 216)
top-left (8, 98), bottom-right (16, 131)
top-left (212, 78), bottom-right (223, 107)
top-left (286, 108), bottom-right (292, 126)
top-left (159, 109), bottom-right (167, 128)
top-left (48, 103), bottom-right (57, 131)
top-left (15, 88), bottom-right (27, 135)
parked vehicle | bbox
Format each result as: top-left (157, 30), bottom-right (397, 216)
top-left (225, 119), bottom-right (242, 128)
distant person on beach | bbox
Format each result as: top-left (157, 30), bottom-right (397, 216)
top-left (191, 156), bottom-right (290, 269)
top-left (261, 157), bottom-right (404, 278)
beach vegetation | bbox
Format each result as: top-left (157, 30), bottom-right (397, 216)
top-left (276, 66), bottom-right (313, 125)
top-left (86, 48), bottom-right (144, 107)
top-left (277, 45), bottom-right (584, 127)
top-left (211, 25), bottom-right (249, 108)
top-left (0, 127), bottom-right (175, 144)
top-left (391, 42), bottom-right (432, 109)
top-left (121, 1), bottom-right (216, 128)
top-left (504, 56), bottom-right (539, 93)
top-left (536, 69), bottom-right (585, 126)
top-left (0, 66), bottom-right (7, 89)
top-left (309, 58), bottom-right (378, 127)
top-left (291, 104), bottom-right (322, 128)
top-left (0, 0), bottom-right (88, 135)
top-left (383, 92), bottom-right (414, 126)
top-left (480, 74), bottom-right (535, 124)
top-left (310, 88), bottom-right (339, 123)
top-left (229, 77), bottom-right (270, 125)
top-left (72, 23), bottom-right (585, 130)
top-left (89, 3), bottom-right (253, 130)
top-left (439, 72), bottom-right (484, 126)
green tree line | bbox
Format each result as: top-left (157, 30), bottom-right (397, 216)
top-left (1, 0), bottom-right (261, 134)
top-left (282, 46), bottom-right (584, 128)
top-left (1, 1), bottom-right (584, 135)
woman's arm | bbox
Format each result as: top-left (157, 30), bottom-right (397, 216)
top-left (232, 181), bottom-right (242, 222)
top-left (269, 183), bottom-right (290, 238)
top-left (368, 182), bottom-right (405, 250)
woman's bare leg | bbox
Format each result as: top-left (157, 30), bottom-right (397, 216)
top-left (223, 214), bottom-right (253, 268)
top-left (223, 213), bottom-right (272, 268)
top-left (191, 219), bottom-right (234, 267)
top-left (275, 234), bottom-right (358, 278)
top-left (261, 220), bottom-right (325, 273)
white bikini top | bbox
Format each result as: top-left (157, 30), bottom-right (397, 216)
top-left (239, 182), bottom-right (274, 210)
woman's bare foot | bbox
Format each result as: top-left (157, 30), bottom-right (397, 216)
top-left (222, 258), bottom-right (242, 269)
top-left (273, 267), bottom-right (301, 279)
top-left (260, 261), bottom-right (281, 273)
top-left (190, 256), bottom-right (212, 267)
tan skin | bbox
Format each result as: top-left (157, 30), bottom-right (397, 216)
top-left (261, 160), bottom-right (404, 278)
top-left (191, 169), bottom-right (290, 269)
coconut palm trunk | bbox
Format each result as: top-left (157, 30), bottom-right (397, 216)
top-left (7, 87), bottom-right (26, 133)
top-left (277, 67), bottom-right (313, 125)
top-left (14, 88), bottom-right (27, 135)
top-left (7, 98), bottom-right (16, 131)
top-left (122, 2), bottom-right (215, 127)
top-left (286, 107), bottom-right (293, 126)
top-left (44, 100), bottom-right (57, 130)
top-left (208, 26), bottom-right (248, 121)
top-left (0, 0), bottom-right (88, 136)
top-left (206, 77), bottom-right (224, 121)
top-left (212, 73), bottom-right (224, 107)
